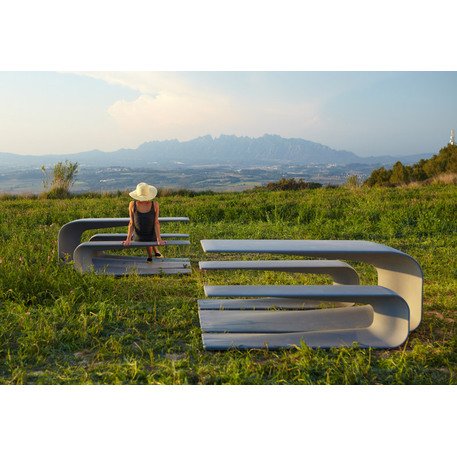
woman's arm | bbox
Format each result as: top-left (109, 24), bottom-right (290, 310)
top-left (154, 201), bottom-right (165, 245)
top-left (123, 201), bottom-right (134, 246)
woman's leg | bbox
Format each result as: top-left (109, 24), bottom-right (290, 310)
top-left (152, 234), bottom-right (162, 256)
top-left (146, 246), bottom-right (153, 258)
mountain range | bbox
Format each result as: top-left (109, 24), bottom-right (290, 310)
top-left (0, 134), bottom-right (433, 169)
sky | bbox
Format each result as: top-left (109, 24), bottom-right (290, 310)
top-left (0, 71), bottom-right (456, 157)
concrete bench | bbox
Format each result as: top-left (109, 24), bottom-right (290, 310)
top-left (198, 285), bottom-right (409, 349)
top-left (198, 297), bottom-right (337, 310)
top-left (58, 217), bottom-right (189, 261)
top-left (199, 260), bottom-right (359, 285)
top-left (199, 259), bottom-right (359, 309)
top-left (73, 240), bottom-right (191, 275)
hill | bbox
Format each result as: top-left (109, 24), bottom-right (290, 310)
top-left (365, 144), bottom-right (457, 186)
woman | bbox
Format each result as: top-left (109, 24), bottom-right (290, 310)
top-left (123, 182), bottom-right (166, 261)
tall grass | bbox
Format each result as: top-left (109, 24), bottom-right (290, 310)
top-left (0, 185), bottom-right (456, 384)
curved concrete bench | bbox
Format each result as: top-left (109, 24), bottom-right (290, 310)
top-left (73, 240), bottom-right (191, 275)
top-left (90, 233), bottom-right (189, 242)
top-left (199, 260), bottom-right (359, 285)
top-left (58, 217), bottom-right (189, 261)
top-left (200, 239), bottom-right (423, 332)
top-left (198, 297), bottom-right (339, 310)
top-left (199, 259), bottom-right (360, 309)
top-left (199, 285), bottom-right (410, 349)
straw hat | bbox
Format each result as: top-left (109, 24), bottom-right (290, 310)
top-left (129, 182), bottom-right (158, 201)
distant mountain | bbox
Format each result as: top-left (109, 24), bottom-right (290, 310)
top-left (0, 134), bottom-right (433, 169)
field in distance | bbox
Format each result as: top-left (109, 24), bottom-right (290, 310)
top-left (0, 163), bottom-right (377, 194)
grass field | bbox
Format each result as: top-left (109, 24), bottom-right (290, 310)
top-left (0, 185), bottom-right (456, 384)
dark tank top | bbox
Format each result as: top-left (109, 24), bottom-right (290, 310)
top-left (133, 201), bottom-right (156, 241)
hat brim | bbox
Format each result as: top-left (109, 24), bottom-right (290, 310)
top-left (129, 186), bottom-right (158, 201)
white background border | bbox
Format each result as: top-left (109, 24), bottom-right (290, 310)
top-left (1, 0), bottom-right (457, 70)
top-left (1, 0), bottom-right (455, 454)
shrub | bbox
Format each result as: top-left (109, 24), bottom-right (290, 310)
top-left (255, 178), bottom-right (322, 191)
top-left (430, 172), bottom-right (457, 185)
top-left (345, 175), bottom-right (361, 188)
top-left (42, 187), bottom-right (71, 199)
top-left (157, 188), bottom-right (215, 197)
top-left (41, 160), bottom-right (79, 198)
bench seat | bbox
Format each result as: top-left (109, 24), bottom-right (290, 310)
top-left (200, 260), bottom-right (360, 308)
top-left (199, 260), bottom-right (359, 285)
top-left (92, 256), bottom-right (191, 276)
top-left (200, 305), bottom-right (374, 333)
top-left (89, 233), bottom-right (189, 241)
top-left (198, 297), bottom-right (350, 310)
top-left (203, 284), bottom-right (390, 299)
top-left (73, 240), bottom-right (191, 274)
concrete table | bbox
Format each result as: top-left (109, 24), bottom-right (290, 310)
top-left (198, 239), bottom-right (423, 349)
top-left (200, 239), bottom-right (423, 331)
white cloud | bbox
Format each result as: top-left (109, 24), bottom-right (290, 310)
top-left (106, 90), bottom-right (235, 140)
top-left (83, 72), bottom-right (322, 142)
top-left (81, 71), bottom-right (202, 98)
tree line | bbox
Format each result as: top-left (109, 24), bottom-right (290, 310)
top-left (364, 144), bottom-right (457, 187)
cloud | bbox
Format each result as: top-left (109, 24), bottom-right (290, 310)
top-left (106, 87), bottom-right (235, 141)
top-left (80, 71), bottom-right (206, 98)
top-left (83, 72), bottom-right (322, 142)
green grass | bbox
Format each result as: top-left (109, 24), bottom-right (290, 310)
top-left (0, 185), bottom-right (456, 384)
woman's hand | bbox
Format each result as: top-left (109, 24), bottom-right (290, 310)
top-left (157, 238), bottom-right (167, 246)
top-left (123, 238), bottom-right (131, 246)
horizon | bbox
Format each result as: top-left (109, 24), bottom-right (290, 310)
top-left (1, 71), bottom-right (456, 158)
top-left (1, 131), bottom-right (451, 160)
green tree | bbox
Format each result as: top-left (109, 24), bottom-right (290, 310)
top-left (390, 161), bottom-right (409, 185)
top-left (410, 159), bottom-right (428, 181)
top-left (364, 166), bottom-right (392, 186)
